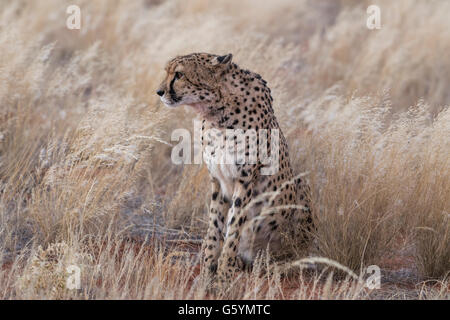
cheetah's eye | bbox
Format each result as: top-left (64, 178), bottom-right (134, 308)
top-left (174, 72), bottom-right (183, 80)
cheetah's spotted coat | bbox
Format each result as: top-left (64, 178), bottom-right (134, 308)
top-left (157, 53), bottom-right (313, 287)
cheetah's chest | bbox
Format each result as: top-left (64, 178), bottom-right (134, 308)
top-left (203, 148), bottom-right (239, 200)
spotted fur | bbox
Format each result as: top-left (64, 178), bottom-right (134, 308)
top-left (157, 53), bottom-right (313, 287)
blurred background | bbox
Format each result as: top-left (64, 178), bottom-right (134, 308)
top-left (0, 0), bottom-right (448, 299)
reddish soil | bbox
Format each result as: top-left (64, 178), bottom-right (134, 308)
top-left (2, 236), bottom-right (446, 299)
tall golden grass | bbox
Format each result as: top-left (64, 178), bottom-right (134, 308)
top-left (0, 0), bottom-right (448, 299)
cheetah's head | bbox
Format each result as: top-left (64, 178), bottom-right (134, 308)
top-left (157, 53), bottom-right (233, 109)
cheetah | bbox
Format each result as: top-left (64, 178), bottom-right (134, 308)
top-left (157, 53), bottom-right (313, 287)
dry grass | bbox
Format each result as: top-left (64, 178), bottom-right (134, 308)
top-left (0, 0), bottom-right (449, 299)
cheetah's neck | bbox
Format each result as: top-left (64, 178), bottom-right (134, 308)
top-left (198, 64), bottom-right (277, 130)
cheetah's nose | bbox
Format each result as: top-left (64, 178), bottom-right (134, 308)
top-left (156, 90), bottom-right (164, 97)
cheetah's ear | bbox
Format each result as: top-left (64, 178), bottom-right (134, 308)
top-left (212, 53), bottom-right (233, 66)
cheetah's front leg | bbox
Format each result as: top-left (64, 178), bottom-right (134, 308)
top-left (203, 178), bottom-right (229, 275)
top-left (216, 181), bottom-right (253, 288)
